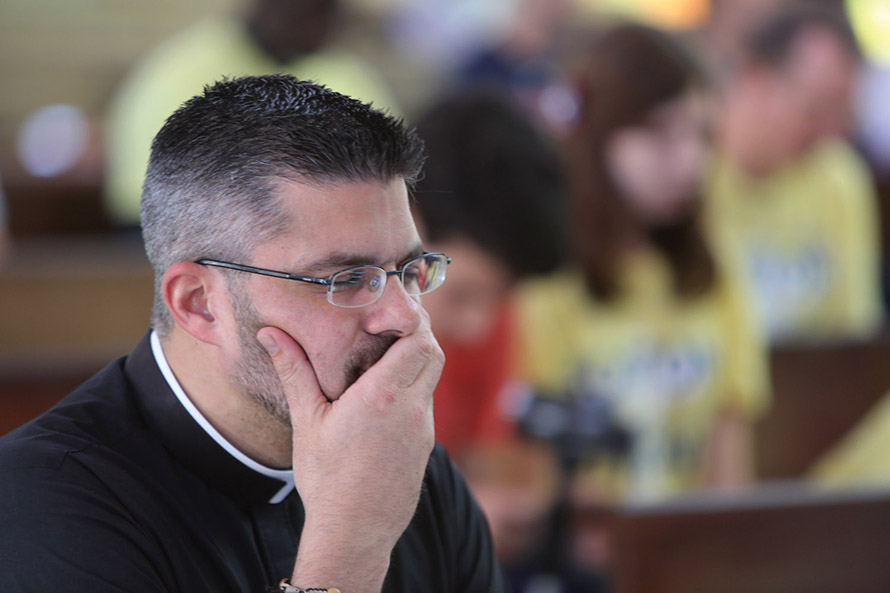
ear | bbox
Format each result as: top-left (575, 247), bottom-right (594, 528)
top-left (162, 262), bottom-right (226, 345)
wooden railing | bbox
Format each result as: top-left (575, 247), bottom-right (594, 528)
top-left (0, 235), bottom-right (153, 435)
top-left (610, 483), bottom-right (890, 593)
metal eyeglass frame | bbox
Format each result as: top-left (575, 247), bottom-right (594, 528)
top-left (194, 252), bottom-right (450, 308)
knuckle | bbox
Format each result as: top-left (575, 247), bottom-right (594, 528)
top-left (415, 333), bottom-right (442, 361)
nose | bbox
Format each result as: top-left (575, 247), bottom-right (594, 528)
top-left (361, 272), bottom-right (423, 338)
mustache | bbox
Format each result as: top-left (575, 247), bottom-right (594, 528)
top-left (344, 334), bottom-right (398, 388)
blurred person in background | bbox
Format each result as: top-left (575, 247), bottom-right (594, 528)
top-left (457, 0), bottom-right (579, 133)
top-left (705, 2), bottom-right (884, 344)
top-left (412, 90), bottom-right (566, 461)
top-left (516, 22), bottom-right (769, 571)
top-left (412, 92), bottom-right (606, 593)
top-left (105, 0), bottom-right (397, 229)
top-left (689, 0), bottom-right (789, 85)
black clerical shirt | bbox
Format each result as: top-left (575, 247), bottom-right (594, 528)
top-left (0, 333), bottom-right (508, 592)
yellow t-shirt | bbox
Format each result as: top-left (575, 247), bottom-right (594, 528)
top-left (105, 16), bottom-right (399, 226)
top-left (811, 389), bottom-right (890, 486)
top-left (705, 140), bottom-right (883, 344)
top-left (516, 252), bottom-right (769, 502)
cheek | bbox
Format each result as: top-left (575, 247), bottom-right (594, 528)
top-left (420, 242), bottom-right (512, 345)
top-left (423, 288), bottom-right (465, 338)
top-left (296, 318), bottom-right (362, 399)
top-left (424, 282), bottom-right (505, 345)
top-left (260, 290), bottom-right (359, 380)
top-left (298, 315), bottom-right (355, 369)
top-left (608, 135), bottom-right (674, 212)
top-left (668, 135), bottom-right (706, 195)
top-left (766, 90), bottom-right (812, 149)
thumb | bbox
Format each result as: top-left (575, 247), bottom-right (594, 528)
top-left (256, 326), bottom-right (327, 428)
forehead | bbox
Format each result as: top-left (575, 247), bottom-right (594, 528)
top-left (256, 177), bottom-right (419, 268)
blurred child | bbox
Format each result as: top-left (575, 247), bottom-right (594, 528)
top-left (516, 23), bottom-right (769, 510)
top-left (413, 90), bottom-right (566, 460)
top-left (705, 3), bottom-right (883, 344)
top-left (414, 92), bottom-right (607, 592)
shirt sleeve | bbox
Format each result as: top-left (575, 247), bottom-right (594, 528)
top-left (825, 143), bottom-right (884, 337)
top-left (718, 272), bottom-right (771, 420)
top-left (810, 389), bottom-right (890, 484)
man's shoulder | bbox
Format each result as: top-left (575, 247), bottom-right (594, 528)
top-left (0, 352), bottom-right (187, 545)
top-left (810, 140), bottom-right (875, 197)
top-left (809, 139), bottom-right (868, 170)
top-left (0, 356), bottom-right (144, 474)
top-left (0, 354), bottom-right (188, 593)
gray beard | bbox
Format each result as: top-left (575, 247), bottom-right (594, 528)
top-left (230, 291), bottom-right (396, 426)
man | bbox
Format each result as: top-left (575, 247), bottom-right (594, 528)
top-left (706, 3), bottom-right (883, 344)
top-left (0, 75), bottom-right (507, 593)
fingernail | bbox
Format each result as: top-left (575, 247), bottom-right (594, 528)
top-left (257, 333), bottom-right (279, 356)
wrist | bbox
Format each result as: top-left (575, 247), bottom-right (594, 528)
top-left (273, 579), bottom-right (340, 593)
top-left (292, 527), bottom-right (392, 593)
top-left (300, 511), bottom-right (402, 557)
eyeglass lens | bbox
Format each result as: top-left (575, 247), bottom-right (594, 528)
top-left (328, 254), bottom-right (447, 307)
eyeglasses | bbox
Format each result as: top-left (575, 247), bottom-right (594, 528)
top-left (195, 252), bottom-right (450, 308)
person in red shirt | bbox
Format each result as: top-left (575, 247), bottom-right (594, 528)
top-left (412, 90), bottom-right (567, 461)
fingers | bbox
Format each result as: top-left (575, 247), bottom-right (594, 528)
top-left (358, 312), bottom-right (445, 394)
top-left (256, 326), bottom-right (327, 428)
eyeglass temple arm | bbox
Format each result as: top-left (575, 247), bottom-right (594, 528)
top-left (194, 259), bottom-right (331, 286)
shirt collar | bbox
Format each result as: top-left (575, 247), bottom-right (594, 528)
top-left (125, 331), bottom-right (295, 505)
top-left (150, 331), bottom-right (295, 503)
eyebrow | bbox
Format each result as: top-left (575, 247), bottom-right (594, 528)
top-left (301, 243), bottom-right (425, 275)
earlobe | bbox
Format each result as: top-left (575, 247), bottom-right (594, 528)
top-left (162, 262), bottom-right (223, 344)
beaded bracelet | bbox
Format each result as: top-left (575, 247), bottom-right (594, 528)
top-left (275, 578), bottom-right (341, 593)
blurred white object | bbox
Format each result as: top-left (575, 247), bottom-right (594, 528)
top-left (537, 81), bottom-right (580, 134)
top-left (16, 104), bottom-right (89, 178)
top-left (388, 0), bottom-right (517, 70)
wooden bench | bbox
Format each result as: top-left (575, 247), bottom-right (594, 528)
top-left (611, 483), bottom-right (890, 593)
top-left (756, 334), bottom-right (890, 479)
top-left (0, 236), bottom-right (153, 435)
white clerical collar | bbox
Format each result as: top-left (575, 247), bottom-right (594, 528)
top-left (150, 330), bottom-right (295, 504)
